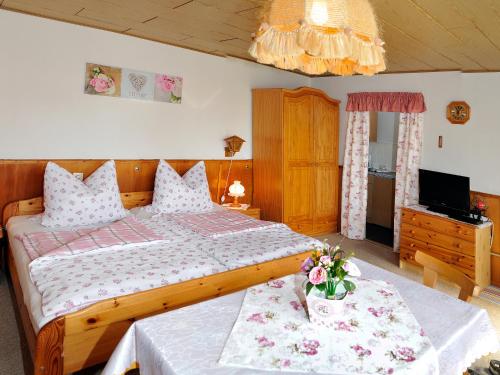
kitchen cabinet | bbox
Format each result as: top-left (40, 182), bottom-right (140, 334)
top-left (367, 174), bottom-right (395, 228)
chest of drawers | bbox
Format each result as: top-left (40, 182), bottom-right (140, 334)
top-left (399, 207), bottom-right (492, 287)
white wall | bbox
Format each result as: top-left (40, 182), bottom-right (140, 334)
top-left (312, 71), bottom-right (500, 195)
top-left (0, 10), bottom-right (309, 160)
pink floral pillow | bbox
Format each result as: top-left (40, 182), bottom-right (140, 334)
top-left (41, 160), bottom-right (128, 227)
top-left (152, 160), bottom-right (213, 213)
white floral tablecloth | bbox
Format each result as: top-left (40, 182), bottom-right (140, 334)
top-left (219, 276), bottom-right (438, 374)
top-left (103, 259), bottom-right (499, 375)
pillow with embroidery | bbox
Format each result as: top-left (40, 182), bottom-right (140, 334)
top-left (152, 160), bottom-right (213, 213)
top-left (41, 160), bottom-right (128, 227)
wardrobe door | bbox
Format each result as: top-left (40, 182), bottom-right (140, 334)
top-left (283, 94), bottom-right (315, 234)
top-left (313, 96), bottom-right (339, 234)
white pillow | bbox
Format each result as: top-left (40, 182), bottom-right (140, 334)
top-left (41, 160), bottom-right (128, 227)
top-left (152, 160), bottom-right (213, 213)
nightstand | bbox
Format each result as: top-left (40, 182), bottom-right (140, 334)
top-left (225, 207), bottom-right (261, 220)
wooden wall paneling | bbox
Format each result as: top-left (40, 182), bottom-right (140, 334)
top-left (0, 159), bottom-right (253, 225)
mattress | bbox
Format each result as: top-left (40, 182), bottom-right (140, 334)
top-left (7, 206), bottom-right (321, 333)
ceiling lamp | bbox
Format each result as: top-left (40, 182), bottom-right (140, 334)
top-left (249, 0), bottom-right (386, 76)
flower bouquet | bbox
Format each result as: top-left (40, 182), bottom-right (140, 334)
top-left (471, 196), bottom-right (487, 221)
top-left (301, 242), bottom-right (361, 325)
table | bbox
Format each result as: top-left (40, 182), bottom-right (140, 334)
top-left (103, 259), bottom-right (498, 375)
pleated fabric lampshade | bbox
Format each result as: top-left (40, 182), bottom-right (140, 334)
top-left (249, 0), bottom-right (386, 76)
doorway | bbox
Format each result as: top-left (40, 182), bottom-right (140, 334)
top-left (366, 112), bottom-right (399, 247)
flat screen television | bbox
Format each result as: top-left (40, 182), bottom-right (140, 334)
top-left (418, 169), bottom-right (470, 215)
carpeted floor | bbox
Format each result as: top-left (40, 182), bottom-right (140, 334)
top-left (0, 234), bottom-right (498, 374)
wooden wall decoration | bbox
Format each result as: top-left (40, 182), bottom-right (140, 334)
top-left (0, 159), bottom-right (253, 226)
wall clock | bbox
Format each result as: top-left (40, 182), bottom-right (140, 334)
top-left (447, 101), bottom-right (470, 124)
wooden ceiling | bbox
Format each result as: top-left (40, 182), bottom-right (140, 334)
top-left (3, 0), bottom-right (500, 75)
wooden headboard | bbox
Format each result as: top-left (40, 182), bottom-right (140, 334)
top-left (0, 159), bottom-right (252, 226)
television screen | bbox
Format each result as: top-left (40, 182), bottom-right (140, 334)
top-left (419, 169), bottom-right (470, 213)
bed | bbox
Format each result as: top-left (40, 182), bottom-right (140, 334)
top-left (3, 191), bottom-right (320, 375)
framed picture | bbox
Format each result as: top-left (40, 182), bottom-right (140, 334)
top-left (84, 63), bottom-right (182, 104)
top-left (84, 63), bottom-right (122, 97)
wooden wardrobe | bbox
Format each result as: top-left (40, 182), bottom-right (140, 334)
top-left (252, 87), bottom-right (340, 236)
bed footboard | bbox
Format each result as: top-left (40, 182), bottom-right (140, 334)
top-left (13, 251), bottom-right (310, 374)
top-left (34, 319), bottom-right (64, 375)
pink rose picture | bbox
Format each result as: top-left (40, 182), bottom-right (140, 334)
top-left (85, 64), bottom-right (121, 97)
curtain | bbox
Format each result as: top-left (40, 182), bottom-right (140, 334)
top-left (341, 111), bottom-right (370, 240)
top-left (393, 112), bottom-right (424, 250)
top-left (346, 92), bottom-right (426, 113)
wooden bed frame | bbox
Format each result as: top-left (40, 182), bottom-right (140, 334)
top-left (3, 192), bottom-right (312, 375)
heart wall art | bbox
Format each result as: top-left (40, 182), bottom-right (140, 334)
top-left (84, 63), bottom-right (183, 104)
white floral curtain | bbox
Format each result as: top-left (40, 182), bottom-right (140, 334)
top-left (393, 113), bottom-right (424, 250)
top-left (341, 111), bottom-right (370, 240)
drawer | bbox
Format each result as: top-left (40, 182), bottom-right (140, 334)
top-left (402, 209), bottom-right (475, 242)
top-left (287, 221), bottom-right (314, 235)
top-left (400, 236), bottom-right (475, 274)
top-left (401, 223), bottom-right (476, 256)
top-left (400, 245), bottom-right (475, 280)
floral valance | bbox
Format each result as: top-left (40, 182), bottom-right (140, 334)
top-left (346, 92), bottom-right (426, 113)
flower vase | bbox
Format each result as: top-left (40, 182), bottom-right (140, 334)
top-left (305, 285), bottom-right (346, 327)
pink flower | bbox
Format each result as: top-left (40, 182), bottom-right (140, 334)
top-left (300, 257), bottom-right (314, 273)
top-left (377, 289), bottom-right (394, 297)
top-left (281, 359), bottom-right (291, 367)
top-left (268, 279), bottom-right (285, 288)
top-left (256, 336), bottom-right (275, 347)
top-left (351, 344), bottom-right (372, 358)
top-left (334, 321), bottom-right (354, 332)
top-left (308, 266), bottom-right (327, 285)
top-left (247, 313), bottom-right (266, 324)
top-left (289, 300), bottom-right (303, 311)
top-left (90, 75), bottom-right (113, 93)
top-left (392, 347), bottom-right (416, 362)
top-left (301, 339), bottom-right (320, 355)
top-left (319, 255), bottom-right (332, 266)
top-left (156, 74), bottom-right (176, 92)
top-left (368, 307), bottom-right (387, 317)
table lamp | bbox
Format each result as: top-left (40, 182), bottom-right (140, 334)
top-left (228, 180), bottom-right (245, 207)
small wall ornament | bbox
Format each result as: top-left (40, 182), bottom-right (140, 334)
top-left (446, 101), bottom-right (470, 125)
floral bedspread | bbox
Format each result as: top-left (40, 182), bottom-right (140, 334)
top-left (219, 275), bottom-right (439, 374)
top-left (28, 214), bottom-right (321, 318)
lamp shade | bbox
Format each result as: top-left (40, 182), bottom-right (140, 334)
top-left (249, 0), bottom-right (386, 76)
top-left (228, 181), bottom-right (245, 197)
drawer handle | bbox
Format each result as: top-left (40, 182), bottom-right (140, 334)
top-left (410, 243), bottom-right (416, 248)
top-left (411, 217), bottom-right (416, 221)
top-left (410, 230), bottom-right (415, 235)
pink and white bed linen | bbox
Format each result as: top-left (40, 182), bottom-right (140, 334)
top-left (18, 216), bottom-right (163, 260)
top-left (171, 210), bottom-right (283, 238)
top-left (27, 212), bottom-right (321, 318)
